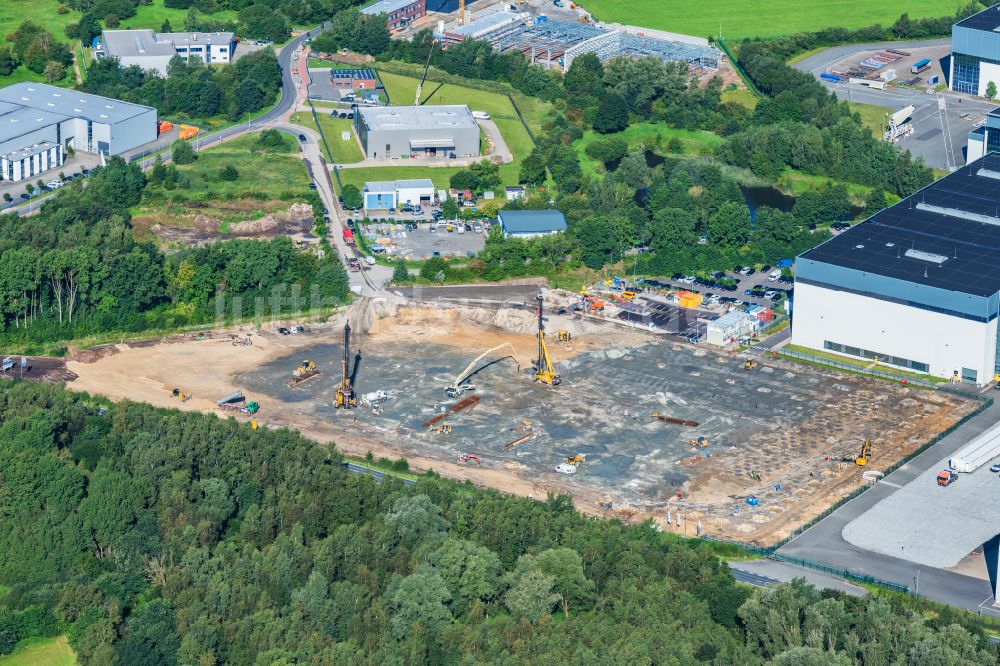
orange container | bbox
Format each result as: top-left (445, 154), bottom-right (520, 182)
top-left (157, 120), bottom-right (173, 133)
top-left (678, 292), bottom-right (703, 308)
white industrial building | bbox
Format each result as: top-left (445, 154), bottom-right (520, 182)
top-left (362, 178), bottom-right (434, 210)
top-left (355, 105), bottom-right (480, 159)
top-left (706, 311), bottom-right (754, 347)
top-left (0, 83), bottom-right (157, 182)
top-left (792, 154), bottom-right (1000, 385)
top-left (97, 29), bottom-right (236, 75)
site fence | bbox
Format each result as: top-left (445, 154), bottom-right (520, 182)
top-left (700, 535), bottom-right (910, 593)
top-left (714, 37), bottom-right (759, 95)
top-left (507, 94), bottom-right (537, 146)
top-left (778, 348), bottom-right (941, 388)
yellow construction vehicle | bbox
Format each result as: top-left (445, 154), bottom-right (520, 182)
top-left (557, 330), bottom-right (572, 343)
top-left (445, 343), bottom-right (519, 398)
top-left (533, 293), bottom-right (561, 386)
top-left (431, 423), bottom-right (453, 434)
top-left (170, 388), bottom-right (191, 402)
top-left (749, 469), bottom-right (761, 480)
top-left (566, 454), bottom-right (586, 465)
top-left (294, 359), bottom-right (317, 378)
top-left (335, 323), bottom-right (357, 409)
top-left (689, 436), bottom-right (709, 448)
top-left (855, 436), bottom-right (872, 466)
top-left (744, 359), bottom-right (758, 371)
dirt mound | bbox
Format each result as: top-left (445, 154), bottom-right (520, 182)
top-left (230, 203), bottom-right (313, 237)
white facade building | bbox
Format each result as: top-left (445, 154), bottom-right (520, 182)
top-left (98, 30), bottom-right (236, 75)
top-left (0, 83), bottom-right (156, 182)
top-left (791, 154), bottom-right (1000, 385)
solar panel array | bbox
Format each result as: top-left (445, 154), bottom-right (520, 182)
top-left (802, 153), bottom-right (1000, 297)
top-left (955, 4), bottom-right (1000, 32)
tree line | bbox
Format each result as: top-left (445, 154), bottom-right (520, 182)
top-left (0, 380), bottom-right (996, 664)
top-left (82, 47), bottom-right (282, 121)
top-left (0, 157), bottom-right (349, 347)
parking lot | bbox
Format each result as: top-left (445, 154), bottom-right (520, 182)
top-left (358, 217), bottom-right (487, 260)
top-left (640, 266), bottom-right (794, 310)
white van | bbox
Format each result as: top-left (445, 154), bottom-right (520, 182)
top-left (471, 111), bottom-right (491, 120)
top-left (768, 269), bottom-right (782, 282)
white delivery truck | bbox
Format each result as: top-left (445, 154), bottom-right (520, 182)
top-left (949, 420), bottom-right (1000, 473)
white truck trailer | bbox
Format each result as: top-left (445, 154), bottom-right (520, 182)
top-left (948, 420), bottom-right (1000, 473)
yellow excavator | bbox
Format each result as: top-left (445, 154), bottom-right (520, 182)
top-left (557, 330), bottom-right (572, 343)
top-left (335, 322), bottom-right (357, 409)
top-left (744, 359), bottom-right (758, 371)
top-left (855, 436), bottom-right (872, 466)
top-left (170, 388), bottom-right (191, 402)
top-left (294, 359), bottom-right (317, 378)
top-left (534, 293), bottom-right (561, 386)
top-left (566, 454), bottom-right (586, 465)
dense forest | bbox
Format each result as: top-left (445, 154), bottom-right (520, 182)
top-left (0, 381), bottom-right (996, 664)
top-left (0, 156), bottom-right (350, 347)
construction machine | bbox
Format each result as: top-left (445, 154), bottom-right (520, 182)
top-left (445, 343), bottom-right (519, 398)
top-left (854, 436), bottom-right (872, 466)
top-left (285, 359), bottom-right (322, 387)
top-left (459, 453), bottom-right (480, 465)
top-left (566, 453), bottom-right (586, 465)
top-left (170, 388), bottom-right (191, 402)
top-left (335, 322), bottom-right (357, 409)
top-left (749, 469), bottom-right (761, 480)
top-left (689, 436), bottom-right (709, 448)
top-left (744, 359), bottom-right (758, 371)
top-left (557, 330), bottom-right (572, 343)
top-left (430, 423), bottom-right (453, 434)
top-left (414, 40), bottom-right (436, 106)
top-left (533, 293), bottom-right (561, 386)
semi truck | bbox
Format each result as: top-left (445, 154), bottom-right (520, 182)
top-left (948, 420), bottom-right (1000, 473)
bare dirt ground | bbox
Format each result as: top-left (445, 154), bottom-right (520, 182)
top-left (133, 201), bottom-right (316, 246)
top-left (65, 299), bottom-right (976, 544)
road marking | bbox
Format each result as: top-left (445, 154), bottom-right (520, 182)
top-left (879, 479), bottom-right (903, 489)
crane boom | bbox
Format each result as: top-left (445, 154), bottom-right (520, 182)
top-left (534, 293), bottom-right (561, 386)
top-left (414, 41), bottom-right (435, 106)
top-left (335, 322), bottom-right (357, 409)
top-left (445, 343), bottom-right (519, 397)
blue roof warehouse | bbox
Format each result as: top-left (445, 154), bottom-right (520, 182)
top-left (497, 210), bottom-right (567, 238)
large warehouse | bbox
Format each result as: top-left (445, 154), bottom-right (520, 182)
top-left (951, 4), bottom-right (1000, 96)
top-left (354, 105), bottom-right (479, 159)
top-left (0, 83), bottom-right (157, 182)
top-left (97, 30), bottom-right (236, 75)
top-left (792, 154), bottom-right (1000, 385)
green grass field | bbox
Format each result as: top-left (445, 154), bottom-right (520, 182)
top-left (850, 102), bottom-right (889, 138)
top-left (290, 111), bottom-right (364, 164)
top-left (0, 0), bottom-right (79, 45)
top-left (133, 132), bottom-right (311, 234)
top-left (335, 71), bottom-right (546, 191)
top-left (581, 0), bottom-right (954, 40)
top-left (0, 636), bottom-right (77, 666)
top-left (574, 122), bottom-right (724, 178)
top-left (117, 1), bottom-right (237, 32)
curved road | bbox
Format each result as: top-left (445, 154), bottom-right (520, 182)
top-left (5, 25), bottom-right (326, 216)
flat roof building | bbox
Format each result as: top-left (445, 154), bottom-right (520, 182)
top-left (97, 29), bottom-right (236, 75)
top-left (361, 0), bottom-right (425, 30)
top-left (792, 153), bottom-right (1000, 384)
top-left (951, 5), bottom-right (1000, 96)
top-left (497, 209), bottom-right (567, 238)
top-left (355, 105), bottom-right (480, 159)
top-left (362, 178), bottom-right (435, 210)
top-left (0, 82), bottom-right (157, 182)
top-left (330, 68), bottom-right (379, 89)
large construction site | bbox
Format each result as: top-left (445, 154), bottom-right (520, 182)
top-left (64, 291), bottom-right (977, 545)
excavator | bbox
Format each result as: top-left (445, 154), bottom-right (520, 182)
top-left (459, 453), bottom-right (480, 465)
top-left (445, 343), bottom-right (519, 398)
top-left (566, 454), bottom-right (586, 465)
top-left (534, 293), bottom-right (561, 386)
top-left (854, 436), bottom-right (872, 466)
top-left (294, 359), bottom-right (317, 378)
top-left (557, 330), bottom-right (572, 343)
top-left (170, 388), bottom-right (191, 402)
top-left (335, 322), bottom-right (357, 409)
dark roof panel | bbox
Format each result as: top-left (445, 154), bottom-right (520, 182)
top-left (800, 153), bottom-right (1000, 297)
top-left (955, 4), bottom-right (1000, 32)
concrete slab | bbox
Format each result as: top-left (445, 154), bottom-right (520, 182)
top-left (843, 413), bottom-right (1000, 568)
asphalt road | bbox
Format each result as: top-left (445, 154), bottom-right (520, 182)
top-left (792, 38), bottom-right (995, 170)
top-left (340, 461), bottom-right (415, 486)
top-left (779, 398), bottom-right (1000, 614)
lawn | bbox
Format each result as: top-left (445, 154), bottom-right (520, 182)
top-left (0, 0), bottom-right (79, 45)
top-left (118, 0), bottom-right (237, 31)
top-left (0, 636), bottom-right (77, 666)
top-left (581, 0), bottom-right (954, 40)
top-left (574, 122), bottom-right (724, 178)
top-left (338, 165), bottom-right (464, 190)
top-left (334, 71), bottom-right (544, 191)
top-left (850, 102), bottom-right (889, 138)
top-left (132, 132), bottom-right (312, 234)
top-left (721, 87), bottom-right (758, 110)
top-left (290, 111), bottom-right (364, 164)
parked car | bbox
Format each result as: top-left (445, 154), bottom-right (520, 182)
top-left (308, 183), bottom-right (317, 190)
top-left (990, 464), bottom-right (1000, 473)
top-left (298, 134), bottom-right (307, 142)
top-left (277, 327), bottom-right (291, 335)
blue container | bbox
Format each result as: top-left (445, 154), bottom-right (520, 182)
top-left (746, 496), bottom-right (759, 506)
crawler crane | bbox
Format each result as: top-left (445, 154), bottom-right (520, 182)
top-left (335, 322), bottom-right (357, 409)
top-left (534, 293), bottom-right (561, 386)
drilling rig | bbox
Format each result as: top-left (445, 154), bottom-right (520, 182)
top-left (335, 322), bottom-right (357, 409)
top-left (533, 292), bottom-right (561, 386)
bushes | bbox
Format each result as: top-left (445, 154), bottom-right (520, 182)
top-left (171, 140), bottom-right (197, 165)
